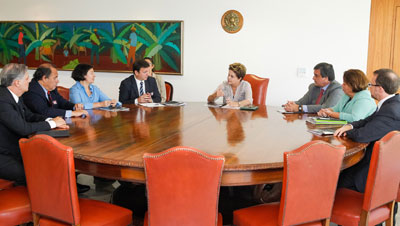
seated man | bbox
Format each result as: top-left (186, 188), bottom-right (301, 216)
top-left (334, 68), bottom-right (400, 225)
top-left (334, 68), bottom-right (400, 193)
top-left (23, 63), bottom-right (87, 118)
top-left (119, 59), bottom-right (161, 104)
top-left (0, 63), bottom-right (68, 185)
top-left (283, 62), bottom-right (343, 113)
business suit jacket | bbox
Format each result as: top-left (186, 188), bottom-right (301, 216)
top-left (344, 94), bottom-right (400, 192)
top-left (22, 79), bottom-right (75, 118)
top-left (295, 80), bottom-right (343, 113)
top-left (0, 86), bottom-right (50, 158)
top-left (119, 75), bottom-right (161, 104)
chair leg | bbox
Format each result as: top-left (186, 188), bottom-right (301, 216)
top-left (385, 201), bottom-right (395, 226)
top-left (33, 213), bottom-right (40, 226)
top-left (321, 218), bottom-right (330, 226)
top-left (360, 209), bottom-right (370, 226)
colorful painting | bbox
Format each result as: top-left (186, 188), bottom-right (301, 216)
top-left (0, 21), bottom-right (183, 75)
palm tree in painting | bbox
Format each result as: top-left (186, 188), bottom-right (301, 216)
top-left (98, 23), bottom-right (132, 64)
top-left (0, 23), bottom-right (20, 65)
top-left (134, 22), bottom-right (181, 72)
top-left (23, 23), bottom-right (56, 61)
top-left (64, 26), bottom-right (91, 56)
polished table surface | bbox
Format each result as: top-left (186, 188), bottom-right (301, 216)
top-left (58, 103), bottom-right (368, 186)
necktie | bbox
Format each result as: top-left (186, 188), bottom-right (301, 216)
top-left (47, 91), bottom-right (53, 106)
top-left (139, 81), bottom-right (144, 96)
top-left (315, 89), bottom-right (324, 104)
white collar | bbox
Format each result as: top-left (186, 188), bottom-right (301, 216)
top-left (134, 76), bottom-right (146, 94)
top-left (377, 94), bottom-right (395, 111)
top-left (7, 88), bottom-right (19, 104)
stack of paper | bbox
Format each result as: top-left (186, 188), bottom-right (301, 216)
top-left (306, 117), bottom-right (347, 125)
top-left (162, 101), bottom-right (186, 106)
top-left (308, 128), bottom-right (336, 136)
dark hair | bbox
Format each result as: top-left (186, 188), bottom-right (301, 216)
top-left (314, 62), bottom-right (335, 81)
top-left (33, 67), bottom-right (52, 81)
top-left (71, 64), bottom-right (94, 81)
top-left (229, 63), bottom-right (247, 80)
top-left (132, 59), bottom-right (150, 74)
top-left (33, 63), bottom-right (57, 81)
top-left (143, 57), bottom-right (154, 72)
top-left (373, 69), bottom-right (400, 94)
top-left (343, 69), bottom-right (369, 92)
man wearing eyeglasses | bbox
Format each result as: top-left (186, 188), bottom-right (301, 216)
top-left (335, 68), bottom-right (400, 190)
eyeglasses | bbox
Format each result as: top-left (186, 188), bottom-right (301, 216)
top-left (368, 83), bottom-right (380, 87)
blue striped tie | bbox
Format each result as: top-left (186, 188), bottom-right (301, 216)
top-left (140, 81), bottom-right (144, 96)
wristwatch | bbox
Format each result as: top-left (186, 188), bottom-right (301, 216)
top-left (298, 105), bottom-right (303, 112)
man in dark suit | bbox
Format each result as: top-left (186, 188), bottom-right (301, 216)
top-left (119, 59), bottom-right (161, 104)
top-left (23, 63), bottom-right (87, 118)
top-left (0, 63), bottom-right (68, 185)
top-left (334, 68), bottom-right (400, 192)
top-left (283, 62), bottom-right (343, 113)
top-left (334, 68), bottom-right (400, 225)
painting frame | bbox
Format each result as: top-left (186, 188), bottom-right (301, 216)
top-left (0, 20), bottom-right (184, 75)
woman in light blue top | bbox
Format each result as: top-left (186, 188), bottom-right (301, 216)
top-left (318, 69), bottom-right (376, 122)
top-left (207, 63), bottom-right (253, 107)
top-left (69, 64), bottom-right (117, 109)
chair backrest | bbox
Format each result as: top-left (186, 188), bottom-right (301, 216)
top-left (57, 86), bottom-right (70, 101)
top-left (0, 179), bottom-right (14, 190)
top-left (243, 74), bottom-right (269, 105)
top-left (143, 146), bottom-right (225, 226)
top-left (397, 185), bottom-right (400, 202)
top-left (165, 81), bottom-right (173, 101)
top-left (19, 135), bottom-right (80, 225)
top-left (363, 131), bottom-right (400, 211)
top-left (278, 141), bottom-right (345, 226)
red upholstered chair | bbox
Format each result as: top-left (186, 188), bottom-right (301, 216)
top-left (19, 134), bottom-right (132, 226)
top-left (0, 179), bottom-right (13, 190)
top-left (165, 81), bottom-right (173, 101)
top-left (57, 86), bottom-right (70, 101)
top-left (331, 131), bottom-right (400, 226)
top-left (397, 185), bottom-right (400, 202)
top-left (243, 74), bottom-right (270, 105)
top-left (0, 186), bottom-right (32, 226)
top-left (143, 146), bottom-right (225, 226)
top-left (234, 141), bottom-right (345, 226)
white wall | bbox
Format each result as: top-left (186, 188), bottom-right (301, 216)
top-left (1, 0), bottom-right (371, 106)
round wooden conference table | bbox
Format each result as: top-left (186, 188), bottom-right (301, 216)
top-left (58, 103), bottom-right (368, 186)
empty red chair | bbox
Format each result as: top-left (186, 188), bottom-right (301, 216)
top-left (0, 179), bottom-right (13, 190)
top-left (331, 131), bottom-right (400, 226)
top-left (57, 86), bottom-right (70, 101)
top-left (143, 146), bottom-right (225, 226)
top-left (234, 141), bottom-right (345, 226)
top-left (243, 74), bottom-right (270, 105)
top-left (0, 186), bottom-right (32, 226)
top-left (165, 81), bottom-right (173, 102)
top-left (19, 134), bottom-right (132, 226)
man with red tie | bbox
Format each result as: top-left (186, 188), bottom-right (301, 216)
top-left (283, 62), bottom-right (343, 113)
top-left (23, 63), bottom-right (87, 118)
top-left (0, 63), bottom-right (68, 185)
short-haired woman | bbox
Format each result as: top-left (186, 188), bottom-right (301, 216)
top-left (207, 63), bottom-right (252, 107)
top-left (318, 69), bottom-right (376, 122)
top-left (69, 64), bottom-right (117, 109)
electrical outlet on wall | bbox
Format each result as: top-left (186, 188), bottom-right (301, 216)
top-left (297, 67), bottom-right (307, 78)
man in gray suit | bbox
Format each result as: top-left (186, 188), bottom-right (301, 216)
top-left (283, 62), bottom-right (343, 113)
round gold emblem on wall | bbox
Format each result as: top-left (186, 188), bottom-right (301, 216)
top-left (221, 10), bottom-right (243, 34)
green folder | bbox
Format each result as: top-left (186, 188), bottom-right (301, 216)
top-left (240, 105), bottom-right (259, 111)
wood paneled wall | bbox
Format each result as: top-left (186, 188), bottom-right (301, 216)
top-left (367, 0), bottom-right (400, 78)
